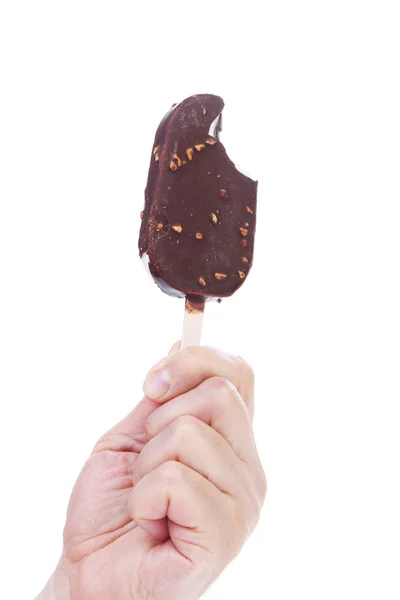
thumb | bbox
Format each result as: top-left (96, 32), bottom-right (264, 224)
top-left (93, 341), bottom-right (179, 454)
top-left (92, 396), bottom-right (159, 454)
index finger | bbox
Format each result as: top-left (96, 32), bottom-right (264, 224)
top-left (143, 346), bottom-right (255, 415)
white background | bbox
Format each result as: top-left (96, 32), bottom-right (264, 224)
top-left (1, 1), bottom-right (399, 598)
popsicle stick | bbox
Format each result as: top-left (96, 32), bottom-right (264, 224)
top-left (180, 297), bottom-right (205, 348)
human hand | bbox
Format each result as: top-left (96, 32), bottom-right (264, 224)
top-left (38, 345), bottom-right (266, 600)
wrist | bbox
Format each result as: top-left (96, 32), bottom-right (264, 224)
top-left (35, 564), bottom-right (71, 600)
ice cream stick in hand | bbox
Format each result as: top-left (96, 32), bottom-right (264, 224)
top-left (180, 297), bottom-right (205, 348)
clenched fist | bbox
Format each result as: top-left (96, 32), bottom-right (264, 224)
top-left (37, 345), bottom-right (266, 600)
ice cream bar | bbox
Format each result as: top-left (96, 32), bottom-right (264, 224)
top-left (139, 94), bottom-right (257, 302)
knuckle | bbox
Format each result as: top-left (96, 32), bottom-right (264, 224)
top-left (172, 346), bottom-right (205, 378)
top-left (207, 376), bottom-right (236, 396)
top-left (181, 345), bottom-right (202, 363)
top-left (230, 502), bottom-right (252, 548)
top-left (245, 492), bottom-right (263, 534)
top-left (258, 469), bottom-right (268, 502)
top-left (205, 376), bottom-right (240, 413)
top-left (233, 472), bottom-right (267, 539)
top-left (182, 345), bottom-right (225, 369)
top-left (235, 355), bottom-right (255, 385)
top-left (252, 469), bottom-right (267, 518)
top-left (159, 460), bottom-right (184, 484)
top-left (170, 414), bottom-right (199, 443)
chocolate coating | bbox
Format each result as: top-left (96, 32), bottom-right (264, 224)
top-left (139, 94), bottom-right (257, 299)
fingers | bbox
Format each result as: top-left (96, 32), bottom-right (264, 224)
top-left (129, 460), bottom-right (226, 530)
top-left (128, 461), bottom-right (236, 561)
top-left (168, 341), bottom-right (181, 355)
top-left (133, 414), bottom-right (250, 500)
top-left (143, 346), bottom-right (255, 416)
top-left (147, 377), bottom-right (256, 463)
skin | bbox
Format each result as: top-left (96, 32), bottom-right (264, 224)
top-left (37, 345), bottom-right (266, 600)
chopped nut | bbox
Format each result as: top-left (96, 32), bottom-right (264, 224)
top-left (210, 213), bottom-right (218, 224)
top-left (195, 144), bottom-right (205, 152)
top-left (241, 239), bottom-right (248, 247)
top-left (207, 171), bottom-right (212, 175)
top-left (246, 206), bottom-right (254, 214)
top-left (215, 273), bottom-right (228, 280)
top-left (240, 227), bottom-right (248, 237)
top-left (220, 189), bottom-right (228, 198)
top-left (238, 271), bottom-right (246, 279)
top-left (245, 222), bottom-right (249, 227)
top-left (170, 161), bottom-right (178, 171)
top-left (199, 277), bottom-right (206, 287)
top-left (242, 257), bottom-right (249, 263)
top-left (172, 224), bottom-right (183, 233)
top-left (173, 153), bottom-right (183, 167)
top-left (140, 211), bottom-right (144, 219)
top-left (216, 174), bottom-right (221, 178)
top-left (153, 145), bottom-right (160, 156)
top-left (195, 232), bottom-right (203, 239)
top-left (206, 136), bottom-right (217, 145)
top-left (156, 223), bottom-right (163, 231)
top-left (186, 148), bottom-right (194, 161)
top-left (202, 107), bottom-right (207, 116)
top-left (155, 153), bottom-right (160, 162)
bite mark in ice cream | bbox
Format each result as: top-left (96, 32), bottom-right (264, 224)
top-left (139, 94), bottom-right (258, 300)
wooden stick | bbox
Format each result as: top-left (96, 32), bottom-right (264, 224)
top-left (181, 297), bottom-right (205, 348)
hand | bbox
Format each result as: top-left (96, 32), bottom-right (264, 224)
top-left (39, 345), bottom-right (266, 600)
